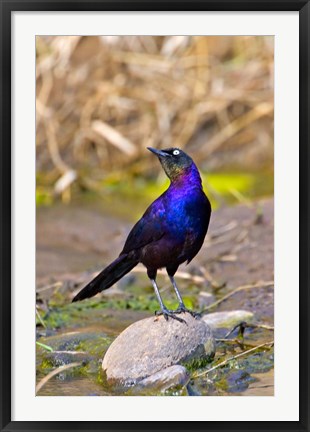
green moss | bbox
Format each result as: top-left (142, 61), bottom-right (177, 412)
top-left (39, 358), bottom-right (54, 370)
top-left (41, 290), bottom-right (201, 331)
top-left (182, 351), bottom-right (215, 372)
top-left (76, 337), bottom-right (110, 358)
top-left (183, 358), bottom-right (211, 372)
top-left (36, 188), bottom-right (53, 206)
top-left (97, 369), bottom-right (105, 386)
top-left (215, 376), bottom-right (229, 391)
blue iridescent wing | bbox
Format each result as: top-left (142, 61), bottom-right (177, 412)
top-left (120, 199), bottom-right (166, 254)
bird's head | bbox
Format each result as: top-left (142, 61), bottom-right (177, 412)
top-left (147, 147), bottom-right (199, 183)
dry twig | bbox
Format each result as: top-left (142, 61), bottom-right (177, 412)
top-left (202, 280), bottom-right (274, 312)
top-left (193, 341), bottom-right (274, 379)
top-left (36, 362), bottom-right (82, 393)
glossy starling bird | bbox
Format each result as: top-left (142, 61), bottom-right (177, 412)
top-left (72, 147), bottom-right (211, 322)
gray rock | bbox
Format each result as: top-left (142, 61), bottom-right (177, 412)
top-left (202, 310), bottom-right (254, 329)
top-left (137, 365), bottom-right (189, 391)
top-left (102, 312), bottom-right (215, 386)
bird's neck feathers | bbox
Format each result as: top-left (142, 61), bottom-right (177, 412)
top-left (169, 162), bottom-right (202, 189)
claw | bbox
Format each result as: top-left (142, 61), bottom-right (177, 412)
top-left (155, 308), bottom-right (187, 324)
top-left (174, 304), bottom-right (201, 319)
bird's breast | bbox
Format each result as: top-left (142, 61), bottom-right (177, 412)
top-left (139, 186), bottom-right (211, 269)
top-left (164, 190), bottom-right (210, 240)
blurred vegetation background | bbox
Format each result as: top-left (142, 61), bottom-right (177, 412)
top-left (36, 35), bottom-right (274, 209)
top-left (36, 37), bottom-right (275, 397)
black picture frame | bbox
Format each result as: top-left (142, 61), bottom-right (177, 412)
top-left (1, 1), bottom-right (309, 431)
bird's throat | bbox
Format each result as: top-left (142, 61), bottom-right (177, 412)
top-left (170, 164), bottom-right (202, 189)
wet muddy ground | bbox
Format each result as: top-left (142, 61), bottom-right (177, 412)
top-left (36, 197), bottom-right (274, 396)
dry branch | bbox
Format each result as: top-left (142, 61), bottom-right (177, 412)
top-left (91, 120), bottom-right (137, 156)
top-left (36, 36), bottom-right (274, 193)
top-left (36, 362), bottom-right (82, 393)
top-left (193, 341), bottom-right (274, 379)
top-left (202, 280), bottom-right (274, 312)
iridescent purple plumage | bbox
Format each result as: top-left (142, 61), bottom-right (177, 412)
top-left (73, 147), bottom-right (211, 323)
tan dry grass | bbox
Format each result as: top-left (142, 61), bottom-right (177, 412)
top-left (36, 36), bottom-right (274, 196)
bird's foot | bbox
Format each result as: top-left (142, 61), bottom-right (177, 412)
top-left (155, 308), bottom-right (186, 324)
top-left (174, 304), bottom-right (201, 319)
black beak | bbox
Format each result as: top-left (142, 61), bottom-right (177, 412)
top-left (147, 147), bottom-right (171, 157)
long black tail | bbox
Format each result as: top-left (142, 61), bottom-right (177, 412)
top-left (72, 253), bottom-right (139, 302)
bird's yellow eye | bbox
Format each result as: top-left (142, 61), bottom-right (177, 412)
top-left (173, 150), bottom-right (180, 156)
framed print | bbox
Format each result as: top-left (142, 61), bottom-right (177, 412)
top-left (1, 1), bottom-right (309, 431)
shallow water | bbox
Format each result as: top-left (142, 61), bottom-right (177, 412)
top-left (36, 318), bottom-right (274, 396)
top-left (36, 191), bottom-right (274, 397)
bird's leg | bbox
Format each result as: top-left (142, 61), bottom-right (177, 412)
top-left (150, 278), bottom-right (186, 324)
top-left (169, 275), bottom-right (201, 319)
